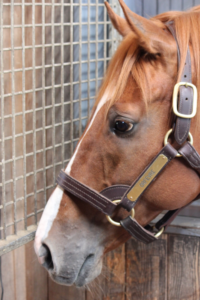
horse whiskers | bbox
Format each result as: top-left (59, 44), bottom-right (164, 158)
top-left (85, 275), bottom-right (106, 299)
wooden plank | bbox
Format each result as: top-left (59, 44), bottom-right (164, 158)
top-left (13, 246), bottom-right (27, 300)
top-left (168, 234), bottom-right (200, 300)
top-left (85, 245), bottom-right (125, 300)
top-left (48, 276), bottom-right (85, 300)
top-left (0, 251), bottom-right (15, 300)
top-left (25, 241), bottom-right (48, 300)
top-left (0, 225), bottom-right (36, 256)
top-left (85, 270), bottom-right (105, 300)
top-left (103, 245), bottom-right (125, 300)
top-left (125, 235), bottom-right (167, 300)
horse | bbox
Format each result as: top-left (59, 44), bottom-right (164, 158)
top-left (34, 0), bottom-right (200, 287)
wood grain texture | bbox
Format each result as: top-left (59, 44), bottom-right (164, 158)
top-left (168, 234), bottom-right (200, 300)
top-left (13, 246), bottom-right (27, 300)
top-left (125, 234), bottom-right (167, 300)
top-left (86, 245), bottom-right (125, 300)
top-left (48, 277), bottom-right (85, 300)
top-left (0, 250), bottom-right (15, 300)
top-left (85, 268), bottom-right (106, 300)
top-left (103, 245), bottom-right (126, 300)
top-left (25, 241), bottom-right (48, 300)
top-left (2, 234), bottom-right (200, 299)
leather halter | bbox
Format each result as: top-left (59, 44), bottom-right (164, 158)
top-left (56, 23), bottom-right (200, 244)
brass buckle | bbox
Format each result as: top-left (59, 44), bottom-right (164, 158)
top-left (106, 201), bottom-right (164, 238)
top-left (106, 200), bottom-right (135, 227)
top-left (164, 128), bottom-right (193, 157)
top-left (173, 82), bottom-right (197, 119)
top-left (154, 226), bottom-right (164, 238)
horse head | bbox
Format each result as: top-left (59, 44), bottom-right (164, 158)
top-left (34, 0), bottom-right (200, 287)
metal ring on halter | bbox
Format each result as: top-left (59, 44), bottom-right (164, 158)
top-left (164, 128), bottom-right (193, 157)
top-left (154, 226), bottom-right (164, 238)
top-left (106, 199), bottom-right (135, 227)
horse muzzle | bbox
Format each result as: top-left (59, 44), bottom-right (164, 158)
top-left (34, 238), bottom-right (103, 287)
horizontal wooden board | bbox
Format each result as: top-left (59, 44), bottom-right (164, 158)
top-left (0, 225), bottom-right (36, 256)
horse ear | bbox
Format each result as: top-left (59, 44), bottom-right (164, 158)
top-left (104, 1), bottom-right (132, 37)
top-left (119, 0), bottom-right (166, 53)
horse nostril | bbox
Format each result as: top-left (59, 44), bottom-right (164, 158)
top-left (39, 243), bottom-right (54, 270)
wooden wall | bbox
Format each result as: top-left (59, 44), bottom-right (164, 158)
top-left (1, 233), bottom-right (200, 300)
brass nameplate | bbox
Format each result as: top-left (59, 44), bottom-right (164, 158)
top-left (127, 154), bottom-right (168, 202)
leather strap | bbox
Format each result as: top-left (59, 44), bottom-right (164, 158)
top-left (100, 185), bottom-right (129, 201)
top-left (179, 142), bottom-right (200, 174)
top-left (155, 191), bottom-right (200, 230)
top-left (155, 208), bottom-right (182, 231)
top-left (56, 170), bottom-right (117, 216)
top-left (121, 217), bottom-right (157, 243)
top-left (120, 144), bottom-right (178, 211)
top-left (167, 23), bottom-right (194, 145)
top-left (55, 23), bottom-right (200, 245)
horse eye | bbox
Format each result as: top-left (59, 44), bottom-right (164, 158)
top-left (114, 120), bottom-right (133, 133)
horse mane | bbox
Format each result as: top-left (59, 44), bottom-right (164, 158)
top-left (94, 5), bottom-right (200, 129)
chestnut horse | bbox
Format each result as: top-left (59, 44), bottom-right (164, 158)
top-left (35, 1), bottom-right (200, 287)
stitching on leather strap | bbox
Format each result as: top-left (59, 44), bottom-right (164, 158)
top-left (122, 220), bottom-right (155, 243)
top-left (57, 175), bottom-right (107, 208)
top-left (59, 172), bottom-right (113, 205)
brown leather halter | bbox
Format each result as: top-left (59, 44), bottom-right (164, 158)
top-left (56, 23), bottom-right (200, 244)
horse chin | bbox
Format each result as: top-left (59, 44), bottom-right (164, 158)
top-left (48, 256), bottom-right (103, 287)
top-left (75, 258), bottom-right (103, 287)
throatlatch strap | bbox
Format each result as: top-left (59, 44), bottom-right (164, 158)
top-left (179, 142), bottom-right (200, 174)
top-left (167, 23), bottom-right (194, 145)
top-left (121, 217), bottom-right (157, 243)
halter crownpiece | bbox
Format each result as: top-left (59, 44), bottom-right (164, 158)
top-left (56, 22), bottom-right (200, 244)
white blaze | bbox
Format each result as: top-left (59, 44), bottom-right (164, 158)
top-left (65, 92), bottom-right (109, 174)
top-left (35, 91), bottom-right (111, 253)
top-left (34, 186), bottom-right (64, 254)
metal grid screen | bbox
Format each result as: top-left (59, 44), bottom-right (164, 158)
top-left (1, 0), bottom-right (200, 254)
top-left (0, 0), bottom-right (121, 250)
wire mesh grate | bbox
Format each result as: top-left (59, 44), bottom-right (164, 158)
top-left (0, 0), bottom-right (121, 243)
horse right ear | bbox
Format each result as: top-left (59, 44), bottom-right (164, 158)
top-left (104, 1), bottom-right (132, 37)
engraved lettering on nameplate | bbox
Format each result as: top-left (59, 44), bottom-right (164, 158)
top-left (127, 154), bottom-right (168, 202)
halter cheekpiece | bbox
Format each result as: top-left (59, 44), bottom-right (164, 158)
top-left (56, 23), bottom-right (200, 244)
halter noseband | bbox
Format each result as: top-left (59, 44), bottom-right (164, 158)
top-left (56, 23), bottom-right (200, 244)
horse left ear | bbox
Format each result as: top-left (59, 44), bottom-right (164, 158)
top-left (119, 0), bottom-right (167, 54)
top-left (104, 1), bottom-right (132, 37)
